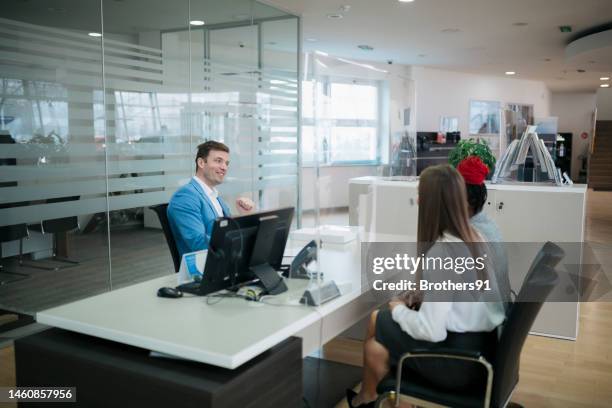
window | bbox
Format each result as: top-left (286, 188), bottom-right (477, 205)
top-left (469, 100), bottom-right (500, 135)
top-left (301, 77), bottom-right (382, 165)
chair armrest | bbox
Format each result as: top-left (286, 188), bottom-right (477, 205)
top-left (405, 348), bottom-right (484, 360)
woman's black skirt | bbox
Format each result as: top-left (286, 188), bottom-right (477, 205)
top-left (375, 308), bottom-right (498, 392)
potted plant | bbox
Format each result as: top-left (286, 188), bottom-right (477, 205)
top-left (448, 138), bottom-right (496, 177)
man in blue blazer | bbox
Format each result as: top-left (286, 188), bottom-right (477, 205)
top-left (167, 141), bottom-right (253, 259)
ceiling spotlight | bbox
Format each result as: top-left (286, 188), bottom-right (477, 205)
top-left (601, 84), bottom-right (610, 88)
top-left (513, 22), bottom-right (528, 26)
top-left (398, 0), bottom-right (415, 2)
top-left (190, 20), bottom-right (205, 26)
top-left (357, 44), bottom-right (374, 51)
top-left (505, 71), bottom-right (516, 75)
top-left (544, 58), bottom-right (552, 62)
top-left (88, 32), bottom-right (102, 37)
top-left (327, 13), bottom-right (343, 19)
top-left (577, 69), bottom-right (586, 73)
top-left (418, 54), bottom-right (426, 57)
top-left (600, 77), bottom-right (610, 81)
top-left (306, 37), bottom-right (318, 42)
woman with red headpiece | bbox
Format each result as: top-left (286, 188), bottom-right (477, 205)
top-left (456, 156), bottom-right (511, 307)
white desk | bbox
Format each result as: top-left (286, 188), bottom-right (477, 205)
top-left (36, 254), bottom-right (376, 369)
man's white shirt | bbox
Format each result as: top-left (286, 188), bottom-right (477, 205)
top-left (193, 176), bottom-right (223, 217)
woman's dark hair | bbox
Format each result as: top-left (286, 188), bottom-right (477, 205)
top-left (465, 183), bottom-right (487, 215)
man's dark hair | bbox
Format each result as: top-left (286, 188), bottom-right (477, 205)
top-left (465, 183), bottom-right (487, 215)
top-left (195, 140), bottom-right (229, 171)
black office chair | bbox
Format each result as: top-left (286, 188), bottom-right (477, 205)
top-left (28, 196), bottom-right (81, 271)
top-left (150, 204), bottom-right (180, 272)
top-left (0, 224), bottom-right (30, 285)
top-left (375, 242), bottom-right (564, 408)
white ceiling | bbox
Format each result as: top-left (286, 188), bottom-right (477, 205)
top-left (263, 0), bottom-right (612, 92)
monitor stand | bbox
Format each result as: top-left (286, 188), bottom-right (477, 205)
top-left (250, 264), bottom-right (288, 295)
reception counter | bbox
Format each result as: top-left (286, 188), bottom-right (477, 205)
top-left (349, 176), bottom-right (587, 339)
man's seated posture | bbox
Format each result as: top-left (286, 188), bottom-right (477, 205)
top-left (167, 140), bottom-right (253, 259)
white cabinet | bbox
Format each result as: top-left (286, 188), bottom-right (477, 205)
top-left (349, 177), bottom-right (587, 339)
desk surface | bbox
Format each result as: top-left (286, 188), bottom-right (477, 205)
top-left (36, 274), bottom-right (364, 369)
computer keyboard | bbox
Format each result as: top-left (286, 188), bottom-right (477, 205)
top-left (176, 281), bottom-right (201, 295)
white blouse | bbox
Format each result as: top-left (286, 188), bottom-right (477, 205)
top-left (391, 233), bottom-right (506, 342)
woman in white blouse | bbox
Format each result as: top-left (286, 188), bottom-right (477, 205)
top-left (347, 164), bottom-right (505, 408)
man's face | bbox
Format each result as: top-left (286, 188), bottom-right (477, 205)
top-left (198, 149), bottom-right (229, 187)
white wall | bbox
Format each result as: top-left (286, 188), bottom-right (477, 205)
top-left (301, 165), bottom-right (379, 210)
top-left (411, 67), bottom-right (551, 136)
top-left (551, 92), bottom-right (597, 180)
top-left (597, 88), bottom-right (612, 120)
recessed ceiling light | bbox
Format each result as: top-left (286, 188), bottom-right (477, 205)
top-left (601, 77), bottom-right (610, 81)
top-left (601, 84), bottom-right (610, 88)
top-left (505, 71), bottom-right (516, 75)
top-left (418, 54), bottom-right (426, 57)
top-left (88, 32), bottom-right (102, 37)
top-left (327, 14), bottom-right (343, 19)
top-left (441, 28), bottom-right (461, 33)
top-left (357, 44), bottom-right (374, 51)
top-left (398, 0), bottom-right (415, 2)
top-left (577, 69), bottom-right (586, 73)
top-left (544, 58), bottom-right (552, 62)
top-left (513, 22), bottom-right (528, 26)
top-left (306, 38), bottom-right (318, 42)
top-left (190, 20), bottom-right (205, 26)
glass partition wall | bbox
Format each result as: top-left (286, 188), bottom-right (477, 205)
top-left (0, 1), bottom-right (299, 318)
top-left (305, 52), bottom-right (416, 231)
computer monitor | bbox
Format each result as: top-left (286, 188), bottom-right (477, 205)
top-left (197, 207), bottom-right (294, 296)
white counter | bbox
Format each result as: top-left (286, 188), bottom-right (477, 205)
top-left (349, 176), bottom-right (587, 340)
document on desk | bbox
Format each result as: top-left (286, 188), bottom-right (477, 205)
top-left (177, 250), bottom-right (208, 284)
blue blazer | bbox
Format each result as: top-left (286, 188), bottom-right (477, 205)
top-left (167, 178), bottom-right (231, 260)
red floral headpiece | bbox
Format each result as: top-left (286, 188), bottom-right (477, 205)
top-left (457, 156), bottom-right (489, 185)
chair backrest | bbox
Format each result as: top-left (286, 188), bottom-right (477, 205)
top-left (491, 242), bottom-right (563, 407)
top-left (41, 196), bottom-right (81, 233)
top-left (150, 204), bottom-right (180, 273)
top-left (0, 224), bottom-right (29, 243)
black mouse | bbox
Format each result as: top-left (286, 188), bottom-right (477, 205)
top-left (157, 287), bottom-right (183, 298)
